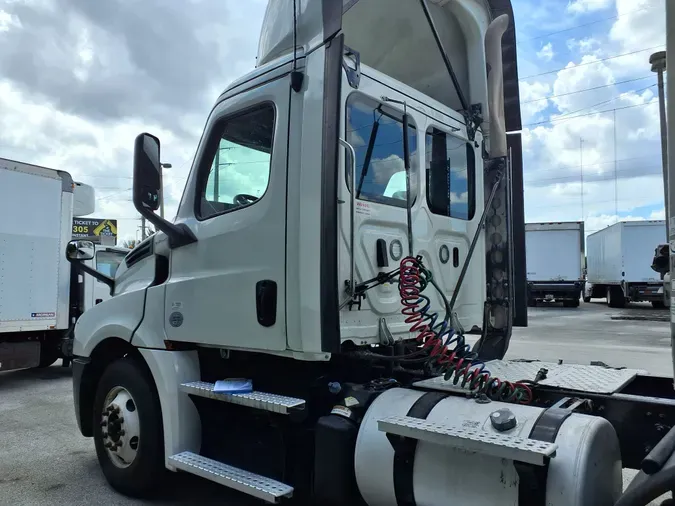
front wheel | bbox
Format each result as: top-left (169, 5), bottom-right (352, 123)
top-left (583, 296), bottom-right (592, 303)
top-left (652, 300), bottom-right (666, 309)
top-left (93, 357), bottom-right (165, 498)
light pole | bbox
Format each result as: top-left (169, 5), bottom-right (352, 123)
top-left (160, 162), bottom-right (172, 219)
top-left (651, 50), bottom-right (668, 230)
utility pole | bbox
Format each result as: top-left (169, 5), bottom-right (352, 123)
top-left (159, 162), bottom-right (171, 219)
top-left (666, 3), bottom-right (675, 380)
top-left (141, 216), bottom-right (147, 240)
top-left (580, 138), bottom-right (585, 222)
top-left (651, 50), bottom-right (668, 234)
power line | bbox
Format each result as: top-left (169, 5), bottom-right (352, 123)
top-left (525, 164), bottom-right (663, 185)
top-left (519, 44), bottom-right (665, 80)
top-left (552, 83), bottom-right (657, 121)
top-left (521, 75), bottom-right (655, 104)
top-left (523, 100), bottom-right (656, 128)
top-left (516, 6), bottom-right (654, 44)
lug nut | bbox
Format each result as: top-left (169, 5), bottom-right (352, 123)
top-left (114, 407), bottom-right (121, 414)
top-left (100, 420), bottom-right (107, 427)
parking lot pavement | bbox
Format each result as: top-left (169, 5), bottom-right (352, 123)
top-left (0, 366), bottom-right (256, 506)
top-left (0, 300), bottom-right (672, 505)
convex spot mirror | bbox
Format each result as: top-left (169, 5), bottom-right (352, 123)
top-left (66, 240), bottom-right (95, 260)
top-left (133, 133), bottom-right (161, 212)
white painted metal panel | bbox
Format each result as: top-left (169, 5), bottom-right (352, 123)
top-left (0, 160), bottom-right (72, 332)
top-left (526, 223), bottom-right (582, 281)
top-left (587, 222), bottom-right (624, 284)
top-left (587, 221), bottom-right (666, 284)
top-left (622, 221), bottom-right (666, 282)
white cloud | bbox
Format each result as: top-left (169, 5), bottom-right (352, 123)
top-left (520, 80), bottom-right (551, 123)
top-left (536, 42), bottom-right (554, 62)
top-left (567, 0), bottom-right (613, 14)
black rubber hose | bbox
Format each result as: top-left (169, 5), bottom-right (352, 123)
top-left (642, 425), bottom-right (675, 475)
top-left (615, 451), bottom-right (675, 506)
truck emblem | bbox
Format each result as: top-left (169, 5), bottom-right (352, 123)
top-left (169, 312), bottom-right (184, 328)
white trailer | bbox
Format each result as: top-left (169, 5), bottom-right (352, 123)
top-left (0, 158), bottom-right (128, 371)
top-left (585, 220), bottom-right (666, 308)
top-left (525, 221), bottom-right (584, 307)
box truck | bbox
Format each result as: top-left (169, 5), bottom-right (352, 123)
top-left (0, 158), bottom-right (128, 372)
top-left (585, 220), bottom-right (666, 308)
top-left (525, 221), bottom-right (584, 307)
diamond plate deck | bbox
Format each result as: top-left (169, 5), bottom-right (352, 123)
top-left (413, 360), bottom-right (642, 394)
top-left (378, 415), bottom-right (557, 466)
top-left (180, 381), bottom-right (305, 414)
top-left (169, 451), bottom-right (293, 503)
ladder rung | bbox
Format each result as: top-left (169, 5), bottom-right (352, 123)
top-left (180, 381), bottom-right (306, 414)
top-left (378, 415), bottom-right (557, 466)
top-left (169, 451), bottom-right (293, 503)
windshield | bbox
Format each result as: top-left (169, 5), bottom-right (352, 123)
top-left (96, 250), bottom-right (127, 278)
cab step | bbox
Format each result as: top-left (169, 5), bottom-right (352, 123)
top-left (180, 381), bottom-right (305, 414)
top-left (378, 415), bottom-right (557, 466)
top-left (169, 451), bottom-right (294, 503)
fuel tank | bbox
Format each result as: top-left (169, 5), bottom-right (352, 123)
top-left (354, 388), bottom-right (622, 506)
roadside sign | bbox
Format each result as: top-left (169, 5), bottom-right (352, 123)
top-left (72, 218), bottom-right (118, 245)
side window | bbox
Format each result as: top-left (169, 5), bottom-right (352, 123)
top-left (425, 127), bottom-right (475, 220)
top-left (198, 104), bottom-right (275, 219)
top-left (95, 250), bottom-right (126, 281)
top-left (346, 94), bottom-right (418, 208)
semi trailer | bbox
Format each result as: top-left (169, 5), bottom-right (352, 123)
top-left (585, 221), bottom-right (667, 308)
top-left (0, 158), bottom-right (128, 372)
top-left (67, 1), bottom-right (675, 505)
top-left (525, 222), bottom-right (584, 307)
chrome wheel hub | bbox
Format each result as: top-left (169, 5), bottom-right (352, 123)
top-left (100, 386), bottom-right (140, 469)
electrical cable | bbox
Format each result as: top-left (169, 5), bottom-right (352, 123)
top-left (397, 256), bottom-right (532, 403)
top-left (520, 44), bottom-right (665, 81)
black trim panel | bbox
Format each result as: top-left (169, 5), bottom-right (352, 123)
top-left (387, 392), bottom-right (448, 506)
top-left (319, 32), bottom-right (344, 354)
top-left (72, 357), bottom-right (92, 436)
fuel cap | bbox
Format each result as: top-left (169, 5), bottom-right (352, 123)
top-left (490, 408), bottom-right (517, 432)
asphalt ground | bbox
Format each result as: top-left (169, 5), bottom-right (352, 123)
top-left (0, 299), bottom-right (672, 505)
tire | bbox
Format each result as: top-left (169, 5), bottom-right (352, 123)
top-left (563, 298), bottom-right (580, 308)
top-left (583, 296), bottom-right (592, 303)
top-left (93, 357), bottom-right (165, 498)
top-left (607, 286), bottom-right (625, 308)
top-left (652, 300), bottom-right (666, 309)
top-left (527, 298), bottom-right (537, 307)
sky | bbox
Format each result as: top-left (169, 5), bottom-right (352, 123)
top-left (0, 0), bottom-right (668, 241)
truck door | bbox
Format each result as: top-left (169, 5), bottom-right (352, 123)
top-left (338, 74), bottom-right (484, 340)
top-left (163, 76), bottom-right (289, 351)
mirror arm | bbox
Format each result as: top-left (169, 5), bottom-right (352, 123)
top-left (136, 205), bottom-right (197, 249)
top-left (66, 257), bottom-right (115, 295)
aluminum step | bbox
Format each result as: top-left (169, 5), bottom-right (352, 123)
top-left (169, 451), bottom-right (293, 503)
top-left (180, 381), bottom-right (305, 414)
top-left (378, 415), bottom-right (557, 466)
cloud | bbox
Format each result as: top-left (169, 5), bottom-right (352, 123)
top-left (0, 0), bottom-right (267, 239)
top-left (567, 0), bottom-right (614, 14)
top-left (536, 42), bottom-right (555, 62)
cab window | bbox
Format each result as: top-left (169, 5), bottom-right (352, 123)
top-left (198, 104), bottom-right (276, 219)
top-left (96, 250), bottom-right (126, 279)
top-left (425, 127), bottom-right (475, 220)
top-left (346, 94), bottom-right (418, 208)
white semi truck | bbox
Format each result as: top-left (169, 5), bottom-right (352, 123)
top-left (0, 158), bottom-right (128, 372)
top-left (585, 221), bottom-right (667, 308)
top-left (67, 1), bottom-right (675, 505)
top-left (525, 222), bottom-right (584, 308)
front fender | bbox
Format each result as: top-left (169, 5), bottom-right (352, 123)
top-left (74, 289), bottom-right (146, 357)
top-left (74, 252), bottom-right (156, 357)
